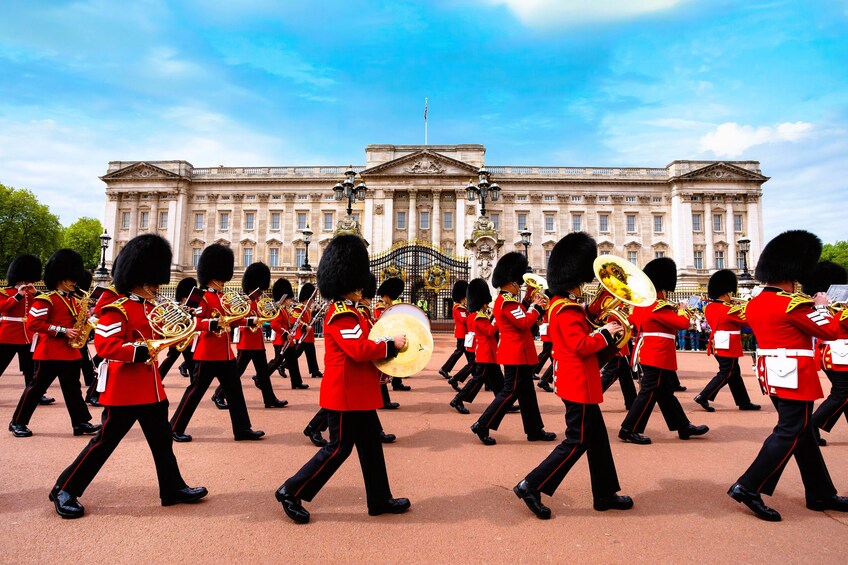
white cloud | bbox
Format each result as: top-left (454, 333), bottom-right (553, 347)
top-left (700, 121), bottom-right (813, 157)
top-left (482, 0), bottom-right (691, 27)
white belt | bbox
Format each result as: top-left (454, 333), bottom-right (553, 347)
top-left (720, 331), bottom-right (741, 335)
top-left (0, 316), bottom-right (25, 322)
top-left (823, 340), bottom-right (848, 346)
top-left (641, 332), bottom-right (675, 339)
top-left (757, 348), bottom-right (814, 358)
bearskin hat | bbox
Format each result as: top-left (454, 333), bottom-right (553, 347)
top-left (466, 278), bottom-right (492, 313)
top-left (272, 278), bottom-right (294, 302)
top-left (175, 277), bottom-right (197, 302)
top-left (112, 234), bottom-right (172, 294)
top-left (317, 234), bottom-right (370, 300)
top-left (708, 269), bottom-right (738, 300)
top-left (643, 257), bottom-right (677, 292)
top-left (242, 262), bottom-right (271, 294)
top-left (6, 254), bottom-right (42, 286)
top-left (197, 243), bottom-right (234, 286)
top-left (363, 274), bottom-right (378, 300)
top-left (451, 280), bottom-right (469, 302)
top-left (492, 252), bottom-right (528, 288)
top-left (77, 270), bottom-right (93, 293)
top-left (299, 282), bottom-right (316, 303)
top-left (801, 261), bottom-right (848, 296)
top-left (43, 249), bottom-right (86, 290)
top-left (547, 232), bottom-right (597, 296)
top-left (755, 230), bottom-right (822, 284)
top-left (378, 277), bottom-right (405, 301)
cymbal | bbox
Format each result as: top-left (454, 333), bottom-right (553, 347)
top-left (371, 312), bottom-right (433, 377)
top-left (380, 303), bottom-right (429, 326)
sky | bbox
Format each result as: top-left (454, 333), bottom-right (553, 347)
top-left (0, 0), bottom-right (846, 242)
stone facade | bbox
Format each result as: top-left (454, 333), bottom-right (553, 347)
top-left (100, 144), bottom-right (766, 285)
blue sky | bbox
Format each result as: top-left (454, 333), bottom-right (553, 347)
top-left (1, 0), bottom-right (846, 242)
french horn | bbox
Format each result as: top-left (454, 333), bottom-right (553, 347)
top-left (213, 290), bottom-right (251, 334)
top-left (140, 299), bottom-right (199, 364)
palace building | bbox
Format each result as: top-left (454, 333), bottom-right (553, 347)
top-left (100, 144), bottom-right (766, 287)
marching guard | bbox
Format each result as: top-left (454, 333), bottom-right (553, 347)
top-left (156, 277), bottom-right (198, 380)
top-left (276, 235), bottom-right (409, 524)
top-left (694, 269), bottom-right (760, 412)
top-left (50, 234), bottom-right (207, 518)
top-left (269, 278), bottom-right (295, 379)
top-left (279, 283), bottom-right (311, 390)
top-left (728, 230), bottom-right (848, 521)
top-left (439, 280), bottom-right (474, 388)
top-left (293, 283), bottom-right (323, 379)
top-left (376, 277), bottom-right (411, 392)
top-left (169, 243), bottom-right (264, 442)
top-left (9, 249), bottom-right (98, 438)
top-left (514, 233), bottom-right (632, 519)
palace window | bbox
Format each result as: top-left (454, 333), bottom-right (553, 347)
top-left (653, 215), bottom-right (663, 233)
top-left (245, 212), bottom-right (255, 231)
top-left (323, 212), bottom-right (333, 231)
top-left (598, 196), bottom-right (608, 203)
top-left (516, 195), bottom-right (528, 201)
top-left (571, 196), bottom-right (581, 202)
top-left (517, 213), bottom-right (528, 231)
top-left (194, 213), bottom-right (204, 230)
top-left (269, 248), bottom-right (279, 268)
top-left (692, 213), bottom-right (702, 232)
top-left (139, 211), bottom-right (149, 229)
top-left (444, 246), bottom-right (454, 256)
top-left (443, 211), bottom-right (453, 230)
top-left (121, 211), bottom-right (130, 230)
top-left (652, 197), bottom-right (662, 203)
top-left (297, 194), bottom-right (308, 200)
top-left (195, 195), bottom-right (205, 201)
top-left (570, 214), bottom-right (581, 232)
top-left (625, 196), bottom-right (636, 203)
top-left (545, 214), bottom-right (556, 232)
top-left (396, 211), bottom-right (407, 230)
top-left (245, 195), bottom-right (256, 201)
top-left (192, 248), bottom-right (202, 267)
top-left (295, 248), bottom-right (306, 267)
top-left (270, 212), bottom-right (281, 231)
top-left (734, 214), bottom-right (743, 233)
top-left (243, 247), bottom-right (253, 266)
top-left (737, 254), bottom-right (745, 270)
top-left (159, 211), bottom-right (168, 230)
top-left (219, 212), bottom-right (230, 231)
top-left (599, 214), bottom-right (609, 233)
top-left (694, 251), bottom-right (704, 270)
top-left (715, 250), bottom-right (725, 269)
top-left (419, 210), bottom-right (430, 230)
top-left (544, 195), bottom-right (555, 202)
top-left (655, 251), bottom-right (665, 259)
top-left (713, 213), bottom-right (723, 232)
top-left (490, 213), bottom-right (500, 230)
top-left (545, 248), bottom-right (552, 267)
top-left (297, 212), bottom-right (307, 230)
top-left (626, 214), bottom-right (637, 233)
top-left (628, 251), bottom-right (638, 265)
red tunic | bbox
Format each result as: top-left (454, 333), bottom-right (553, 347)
top-left (549, 296), bottom-right (613, 404)
top-left (471, 311), bottom-right (498, 364)
top-left (452, 303), bottom-right (468, 338)
top-left (631, 300), bottom-right (689, 370)
top-left (704, 300), bottom-right (748, 358)
top-left (291, 304), bottom-right (315, 343)
top-left (319, 300), bottom-right (391, 411)
top-left (235, 299), bottom-right (265, 351)
top-left (191, 289), bottom-right (247, 361)
top-left (94, 295), bottom-right (167, 406)
top-left (0, 287), bottom-right (35, 344)
top-left (817, 310), bottom-right (848, 372)
top-left (26, 291), bottom-right (82, 361)
top-left (373, 301), bottom-right (387, 320)
top-left (494, 291), bottom-right (541, 366)
top-left (93, 285), bottom-right (120, 317)
top-left (539, 307), bottom-right (552, 344)
top-left (746, 288), bottom-right (840, 400)
top-left (271, 307), bottom-right (290, 346)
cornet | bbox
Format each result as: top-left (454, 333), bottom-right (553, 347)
top-left (522, 273), bottom-right (549, 308)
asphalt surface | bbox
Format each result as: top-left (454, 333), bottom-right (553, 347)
top-left (0, 337), bottom-right (846, 564)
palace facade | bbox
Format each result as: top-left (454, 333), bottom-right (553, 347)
top-left (101, 144), bottom-right (766, 285)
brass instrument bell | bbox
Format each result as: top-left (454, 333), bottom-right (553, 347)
top-left (587, 255), bottom-right (657, 348)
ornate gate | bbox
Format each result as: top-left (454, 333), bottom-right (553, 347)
top-left (369, 241), bottom-right (470, 333)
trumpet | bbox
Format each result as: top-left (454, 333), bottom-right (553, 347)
top-left (139, 299), bottom-right (198, 364)
top-left (522, 273), bottom-right (549, 308)
top-left (587, 255), bottom-right (657, 348)
top-left (213, 290), bottom-right (251, 335)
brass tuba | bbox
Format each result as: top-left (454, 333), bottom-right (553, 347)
top-left (68, 290), bottom-right (96, 349)
top-left (522, 273), bottom-right (549, 308)
top-left (141, 299), bottom-right (199, 363)
top-left (213, 290), bottom-right (251, 334)
top-left (586, 255), bottom-right (657, 348)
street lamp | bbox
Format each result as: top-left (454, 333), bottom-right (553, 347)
top-left (300, 225), bottom-right (313, 272)
top-left (737, 235), bottom-right (753, 283)
top-left (95, 229), bottom-right (112, 280)
top-left (465, 165), bottom-right (501, 217)
top-left (519, 228), bottom-right (532, 272)
top-left (333, 166), bottom-right (367, 216)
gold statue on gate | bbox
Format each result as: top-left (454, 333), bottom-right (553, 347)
top-left (424, 265), bottom-right (450, 291)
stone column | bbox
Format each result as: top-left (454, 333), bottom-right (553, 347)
top-left (725, 200), bottom-right (735, 270)
top-left (364, 195), bottom-right (375, 245)
top-left (128, 192), bottom-right (140, 239)
top-left (432, 190), bottom-right (441, 248)
top-left (456, 191), bottom-right (467, 246)
top-left (670, 191), bottom-right (693, 269)
top-left (171, 187), bottom-right (189, 270)
top-left (149, 194), bottom-right (160, 235)
top-left (704, 201), bottom-right (713, 270)
top-left (747, 198), bottom-right (763, 265)
top-left (103, 194), bottom-right (119, 266)
top-left (407, 189), bottom-right (417, 241)
top-left (382, 193), bottom-right (394, 249)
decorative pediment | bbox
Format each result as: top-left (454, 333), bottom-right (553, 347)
top-left (624, 239), bottom-right (642, 249)
top-left (651, 240), bottom-right (669, 248)
top-left (597, 237), bottom-right (615, 247)
top-left (213, 238), bottom-right (231, 246)
top-left (674, 162), bottom-right (768, 182)
top-left (240, 237), bottom-right (257, 245)
top-left (189, 238), bottom-right (206, 246)
top-left (360, 149), bottom-right (479, 177)
top-left (541, 239), bottom-right (558, 247)
top-left (101, 162), bottom-right (184, 181)
top-left (265, 236), bottom-right (283, 245)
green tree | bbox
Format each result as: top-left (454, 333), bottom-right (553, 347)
top-left (821, 241), bottom-right (848, 270)
top-left (63, 217), bottom-right (104, 270)
top-left (0, 183), bottom-right (63, 276)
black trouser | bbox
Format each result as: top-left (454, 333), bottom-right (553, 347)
top-left (698, 356), bottom-right (752, 407)
top-left (380, 382), bottom-right (393, 406)
top-left (525, 400), bottom-right (620, 498)
top-left (80, 346), bottom-right (99, 401)
top-left (157, 346), bottom-right (182, 379)
top-left (453, 352), bottom-right (476, 384)
top-left (56, 400), bottom-right (187, 498)
top-left (738, 397), bottom-right (836, 498)
top-left (441, 339), bottom-right (472, 374)
top-left (621, 365), bottom-right (689, 433)
top-left (0, 343), bottom-right (33, 385)
top-left (12, 360), bottom-right (92, 427)
top-left (533, 342), bottom-right (553, 376)
top-left (213, 350), bottom-right (280, 404)
top-left (271, 344), bottom-right (288, 375)
top-left (601, 357), bottom-right (637, 410)
top-left (307, 407), bottom-right (331, 433)
top-left (539, 362), bottom-right (554, 387)
top-left (475, 364), bottom-right (544, 434)
top-left (391, 377), bottom-right (407, 390)
top-left (301, 342), bottom-right (321, 376)
top-left (282, 410), bottom-right (392, 510)
top-left (170, 359), bottom-right (252, 436)
top-left (285, 348), bottom-right (304, 388)
top-left (181, 350), bottom-right (197, 384)
top-left (456, 362), bottom-right (503, 404)
top-left (813, 369), bottom-right (848, 433)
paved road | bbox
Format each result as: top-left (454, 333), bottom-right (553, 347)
top-left (0, 337), bottom-right (845, 564)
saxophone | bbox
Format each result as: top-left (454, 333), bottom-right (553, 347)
top-left (68, 290), bottom-right (96, 349)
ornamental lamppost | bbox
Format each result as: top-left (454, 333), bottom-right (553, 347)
top-left (465, 165), bottom-right (501, 217)
top-left (300, 225), bottom-right (313, 272)
top-left (333, 167), bottom-right (367, 216)
top-left (737, 235), bottom-right (753, 283)
top-left (94, 229), bottom-right (112, 282)
top-left (519, 228), bottom-right (532, 272)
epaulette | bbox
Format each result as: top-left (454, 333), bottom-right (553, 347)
top-left (778, 291), bottom-right (814, 313)
top-left (501, 292), bottom-right (518, 303)
top-left (102, 297), bottom-right (129, 319)
top-left (35, 291), bottom-right (56, 301)
top-left (455, 303), bottom-right (467, 311)
top-left (328, 301), bottom-right (358, 323)
top-left (728, 303), bottom-right (746, 319)
top-left (653, 300), bottom-right (677, 312)
top-left (840, 309), bottom-right (848, 322)
top-left (475, 311), bottom-right (492, 320)
top-left (549, 297), bottom-right (582, 316)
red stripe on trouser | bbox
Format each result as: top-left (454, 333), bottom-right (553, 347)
top-left (484, 391), bottom-right (516, 429)
top-left (631, 369), bottom-right (659, 430)
top-left (295, 412), bottom-right (344, 499)
top-left (13, 360), bottom-right (43, 422)
top-left (171, 361), bottom-right (202, 429)
top-left (821, 398), bottom-right (848, 429)
top-left (756, 404), bottom-right (807, 493)
top-left (537, 406), bottom-right (585, 491)
top-left (61, 406), bottom-right (111, 491)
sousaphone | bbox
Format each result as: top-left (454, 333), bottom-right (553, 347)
top-left (371, 303), bottom-right (433, 377)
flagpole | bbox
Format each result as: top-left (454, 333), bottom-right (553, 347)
top-left (424, 97), bottom-right (428, 145)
